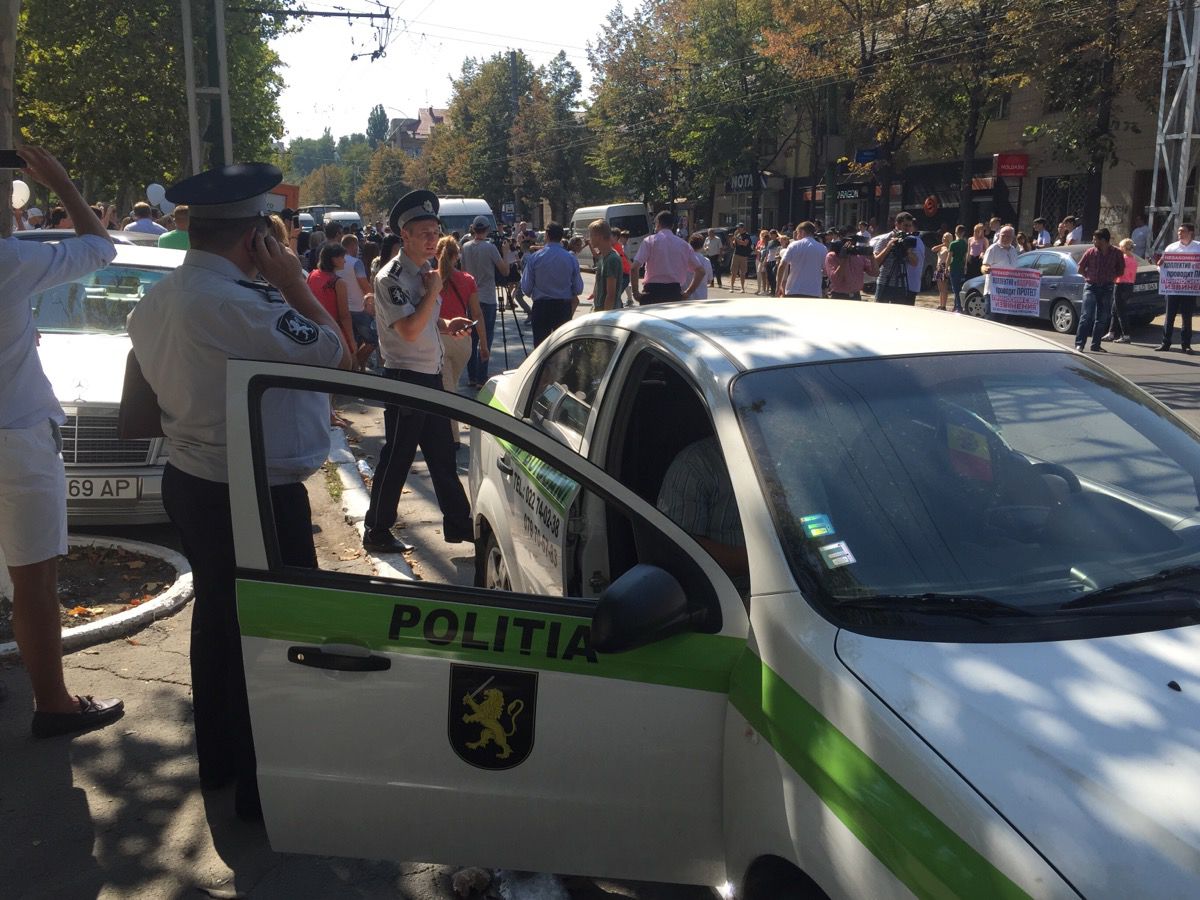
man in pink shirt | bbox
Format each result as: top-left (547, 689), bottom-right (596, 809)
top-left (632, 210), bottom-right (705, 304)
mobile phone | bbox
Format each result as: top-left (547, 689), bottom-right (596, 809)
top-left (0, 149), bottom-right (27, 168)
top-left (458, 319), bottom-right (478, 333)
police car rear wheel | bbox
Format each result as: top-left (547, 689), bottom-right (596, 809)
top-left (482, 533), bottom-right (511, 592)
top-left (742, 856), bottom-right (828, 900)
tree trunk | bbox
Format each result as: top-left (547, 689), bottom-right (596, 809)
top-left (1083, 0), bottom-right (1118, 235)
top-left (0, 0), bottom-right (19, 239)
top-left (958, 89), bottom-right (982, 228)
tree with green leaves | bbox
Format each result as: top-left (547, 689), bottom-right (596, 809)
top-left (366, 103), bottom-right (388, 148)
top-left (356, 145), bottom-right (411, 222)
top-left (1014, 0), bottom-right (1162, 233)
top-left (15, 0), bottom-right (286, 209)
top-left (765, 0), bottom-right (942, 223)
top-left (510, 52), bottom-right (590, 222)
top-left (300, 163), bottom-right (347, 207)
top-left (587, 3), bottom-right (677, 207)
top-left (924, 0), bottom-right (1027, 226)
top-left (280, 129), bottom-right (337, 183)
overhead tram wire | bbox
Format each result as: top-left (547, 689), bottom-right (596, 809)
top-left (459, 0), bottom-right (1161, 173)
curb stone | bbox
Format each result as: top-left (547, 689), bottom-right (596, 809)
top-left (0, 535), bottom-right (194, 659)
top-left (329, 426), bottom-right (415, 581)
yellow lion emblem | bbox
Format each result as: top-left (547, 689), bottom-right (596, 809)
top-left (462, 688), bottom-right (525, 759)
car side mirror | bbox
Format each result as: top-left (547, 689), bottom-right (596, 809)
top-left (590, 564), bottom-right (696, 653)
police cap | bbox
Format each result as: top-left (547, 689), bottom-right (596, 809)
top-left (165, 163), bottom-right (282, 219)
top-left (389, 189), bottom-right (439, 233)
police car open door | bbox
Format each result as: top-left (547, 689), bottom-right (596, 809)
top-left (226, 361), bottom-right (749, 885)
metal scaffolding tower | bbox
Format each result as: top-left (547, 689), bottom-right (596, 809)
top-left (1149, 0), bottom-right (1200, 255)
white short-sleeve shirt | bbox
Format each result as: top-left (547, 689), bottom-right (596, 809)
top-left (127, 250), bottom-right (343, 484)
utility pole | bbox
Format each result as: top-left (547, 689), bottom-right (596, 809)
top-left (0, 0), bottom-right (18, 239)
top-left (510, 50), bottom-right (521, 224)
top-left (824, 82), bottom-right (840, 227)
top-left (184, 2), bottom-right (391, 171)
top-left (1148, 0), bottom-right (1200, 256)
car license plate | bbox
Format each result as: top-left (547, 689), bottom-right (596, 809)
top-left (1133, 281), bottom-right (1158, 293)
top-left (67, 477), bottom-right (138, 500)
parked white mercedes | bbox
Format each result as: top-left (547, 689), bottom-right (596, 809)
top-left (225, 300), bottom-right (1200, 899)
top-left (33, 244), bottom-right (185, 524)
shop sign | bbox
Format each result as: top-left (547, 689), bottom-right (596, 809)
top-left (725, 172), bottom-right (768, 193)
top-left (836, 187), bottom-right (866, 201)
top-left (994, 153), bottom-right (1029, 178)
top-left (854, 148), bottom-right (879, 164)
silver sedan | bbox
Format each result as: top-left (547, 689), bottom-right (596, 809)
top-left (961, 245), bottom-right (1164, 334)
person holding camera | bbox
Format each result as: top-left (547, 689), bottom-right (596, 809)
top-left (870, 212), bottom-right (923, 304)
top-left (825, 230), bottom-right (878, 300)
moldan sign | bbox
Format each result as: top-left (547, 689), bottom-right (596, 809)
top-left (994, 153), bottom-right (1029, 178)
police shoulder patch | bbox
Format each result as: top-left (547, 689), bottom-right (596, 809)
top-left (388, 283), bottom-right (411, 307)
top-left (276, 309), bottom-right (319, 345)
top-left (448, 663), bottom-right (537, 770)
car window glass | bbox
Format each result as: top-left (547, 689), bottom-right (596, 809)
top-left (243, 384), bottom-right (723, 625)
top-left (30, 265), bottom-right (170, 334)
top-left (527, 338), bottom-right (616, 451)
top-left (735, 351), bottom-right (1200, 620)
top-left (1035, 255), bottom-right (1066, 276)
top-left (1016, 252), bottom-right (1041, 269)
top-left (609, 215), bottom-right (650, 237)
top-left (610, 352), bottom-right (748, 596)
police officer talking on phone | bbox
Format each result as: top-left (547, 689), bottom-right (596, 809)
top-left (362, 190), bottom-right (475, 553)
top-left (127, 163), bottom-right (351, 821)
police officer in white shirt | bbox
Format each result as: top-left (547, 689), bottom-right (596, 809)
top-left (362, 190), bottom-right (475, 553)
top-left (1, 144), bottom-right (124, 738)
top-left (127, 163), bottom-right (351, 821)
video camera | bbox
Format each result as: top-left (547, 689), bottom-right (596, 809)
top-left (889, 230), bottom-right (919, 250)
top-left (836, 233), bottom-right (874, 257)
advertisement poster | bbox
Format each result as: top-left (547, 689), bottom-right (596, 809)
top-left (1159, 253), bottom-right (1200, 296)
top-left (988, 267), bottom-right (1042, 316)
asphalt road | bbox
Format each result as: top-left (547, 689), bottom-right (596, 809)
top-left (3, 275), bottom-right (1195, 898)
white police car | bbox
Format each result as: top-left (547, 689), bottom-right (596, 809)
top-left (227, 300), bottom-right (1200, 899)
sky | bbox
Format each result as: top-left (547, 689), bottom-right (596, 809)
top-left (269, 0), bottom-right (615, 142)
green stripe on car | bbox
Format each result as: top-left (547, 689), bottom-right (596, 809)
top-left (728, 652), bottom-right (1031, 900)
top-left (484, 393), bottom-right (578, 514)
top-left (237, 579), bottom-right (743, 692)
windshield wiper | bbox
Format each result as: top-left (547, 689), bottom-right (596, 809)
top-left (836, 592), bottom-right (1036, 618)
top-left (1058, 565), bottom-right (1200, 612)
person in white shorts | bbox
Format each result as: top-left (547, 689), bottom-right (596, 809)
top-left (1, 145), bottom-right (124, 738)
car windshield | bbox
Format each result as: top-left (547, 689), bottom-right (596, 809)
top-left (30, 264), bottom-right (169, 334)
top-left (609, 214), bottom-right (650, 237)
top-left (734, 352), bottom-right (1200, 627)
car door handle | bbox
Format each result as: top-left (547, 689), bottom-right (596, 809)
top-left (287, 646), bottom-right (391, 672)
top-left (497, 455), bottom-right (514, 476)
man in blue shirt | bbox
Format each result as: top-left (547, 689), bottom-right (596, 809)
top-left (520, 222), bottom-right (584, 346)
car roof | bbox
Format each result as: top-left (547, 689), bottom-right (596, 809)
top-left (13, 228), bottom-right (134, 244)
top-left (111, 243), bottom-right (187, 268)
top-left (628, 298), bottom-right (1067, 371)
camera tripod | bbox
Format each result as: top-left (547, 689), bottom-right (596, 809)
top-left (493, 283), bottom-right (527, 368)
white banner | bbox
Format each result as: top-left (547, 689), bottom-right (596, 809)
top-left (989, 267), bottom-right (1042, 316)
top-left (1159, 253), bottom-right (1200, 296)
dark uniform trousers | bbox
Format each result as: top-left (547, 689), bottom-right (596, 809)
top-left (640, 282), bottom-right (684, 304)
top-left (162, 463), bottom-right (317, 805)
top-left (1163, 295), bottom-right (1196, 349)
top-left (363, 368), bottom-right (472, 535)
top-left (530, 298), bottom-right (574, 347)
